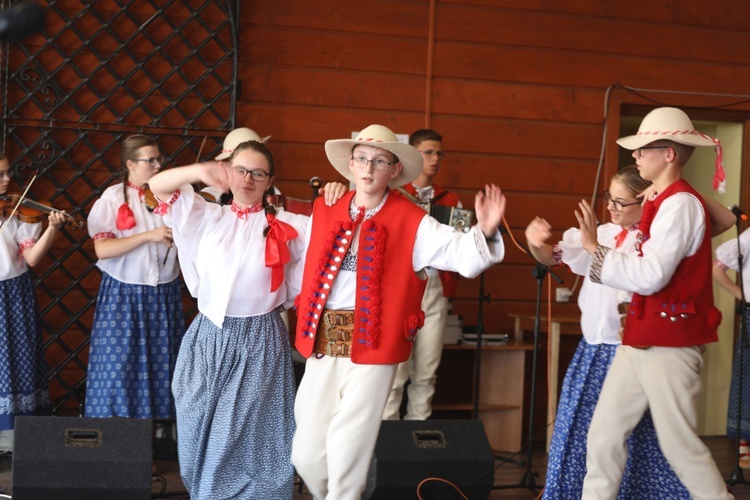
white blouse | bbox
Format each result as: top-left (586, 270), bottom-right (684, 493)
top-left (162, 184), bottom-right (309, 328)
top-left (555, 223), bottom-right (640, 345)
top-left (714, 227), bottom-right (750, 295)
top-left (0, 217), bottom-right (41, 281)
top-left (88, 183), bottom-right (180, 286)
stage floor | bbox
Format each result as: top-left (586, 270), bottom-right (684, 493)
top-left (0, 436), bottom-right (748, 498)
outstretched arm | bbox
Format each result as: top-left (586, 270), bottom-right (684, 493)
top-left (704, 197), bottom-right (735, 236)
top-left (524, 217), bottom-right (557, 266)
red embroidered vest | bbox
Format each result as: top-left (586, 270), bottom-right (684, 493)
top-left (622, 180), bottom-right (721, 347)
top-left (399, 183), bottom-right (459, 297)
top-left (295, 191), bottom-right (428, 364)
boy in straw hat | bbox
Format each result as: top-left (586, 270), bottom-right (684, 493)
top-left (576, 107), bottom-right (733, 499)
top-left (288, 124), bottom-right (506, 499)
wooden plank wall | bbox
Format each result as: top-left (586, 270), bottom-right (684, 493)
top-left (238, 0), bottom-right (750, 439)
top-left (7, 0), bottom-right (750, 433)
top-left (241, 0), bottom-right (750, 330)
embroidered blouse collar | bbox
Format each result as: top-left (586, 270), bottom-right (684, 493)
top-left (231, 201), bottom-right (263, 219)
top-left (349, 191), bottom-right (389, 221)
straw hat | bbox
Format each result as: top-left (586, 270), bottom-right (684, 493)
top-left (616, 107), bottom-right (716, 149)
top-left (617, 107), bottom-right (725, 193)
top-left (215, 128), bottom-right (271, 160)
top-left (324, 124), bottom-right (423, 188)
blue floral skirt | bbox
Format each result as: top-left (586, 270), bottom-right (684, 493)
top-left (173, 311), bottom-right (296, 500)
top-left (542, 339), bottom-right (689, 499)
top-left (0, 272), bottom-right (50, 430)
top-left (727, 306), bottom-right (750, 441)
top-left (85, 272), bottom-right (184, 418)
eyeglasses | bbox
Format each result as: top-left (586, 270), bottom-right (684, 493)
top-left (231, 167), bottom-right (270, 181)
top-left (133, 156), bottom-right (165, 167)
top-left (0, 171), bottom-right (10, 180)
top-left (635, 146), bottom-right (670, 159)
top-left (351, 156), bottom-right (394, 171)
top-left (603, 191), bottom-right (640, 212)
top-left (418, 149), bottom-right (445, 159)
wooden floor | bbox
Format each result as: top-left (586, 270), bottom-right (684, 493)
top-left (2, 436), bottom-right (750, 498)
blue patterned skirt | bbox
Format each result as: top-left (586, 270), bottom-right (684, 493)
top-left (727, 306), bottom-right (750, 441)
top-left (542, 340), bottom-right (689, 499)
top-left (85, 272), bottom-right (184, 419)
top-left (0, 272), bottom-right (50, 430)
top-left (173, 311), bottom-right (296, 500)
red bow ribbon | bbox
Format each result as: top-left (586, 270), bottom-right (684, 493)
top-left (116, 203), bottom-right (136, 230)
top-left (614, 228), bottom-right (629, 249)
top-left (265, 214), bottom-right (299, 292)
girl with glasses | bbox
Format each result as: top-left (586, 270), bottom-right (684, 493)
top-left (148, 140), bottom-right (346, 499)
top-left (526, 165), bottom-right (688, 499)
top-left (527, 164), bottom-right (733, 499)
top-left (84, 134), bottom-right (184, 431)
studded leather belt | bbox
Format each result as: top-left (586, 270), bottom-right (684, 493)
top-left (312, 310), bottom-right (354, 358)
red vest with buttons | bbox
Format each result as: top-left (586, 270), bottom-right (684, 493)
top-left (399, 183), bottom-right (460, 297)
top-left (295, 191), bottom-right (428, 364)
top-left (622, 179), bottom-right (721, 347)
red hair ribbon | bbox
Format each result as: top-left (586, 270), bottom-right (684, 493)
top-left (116, 203), bottom-right (136, 230)
top-left (265, 213), bottom-right (299, 292)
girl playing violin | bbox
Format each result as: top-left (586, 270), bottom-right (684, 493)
top-left (0, 153), bottom-right (66, 451)
top-left (84, 134), bottom-right (184, 423)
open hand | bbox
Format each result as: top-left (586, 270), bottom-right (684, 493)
top-left (475, 184), bottom-right (506, 238)
top-left (574, 199), bottom-right (598, 254)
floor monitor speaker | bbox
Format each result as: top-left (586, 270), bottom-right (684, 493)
top-left (12, 416), bottom-right (152, 499)
top-left (364, 419), bottom-right (494, 500)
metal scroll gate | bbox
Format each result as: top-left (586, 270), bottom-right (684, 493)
top-left (0, 0), bottom-right (238, 414)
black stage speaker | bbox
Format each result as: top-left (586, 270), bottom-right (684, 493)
top-left (12, 416), bottom-right (152, 499)
top-left (364, 419), bottom-right (494, 500)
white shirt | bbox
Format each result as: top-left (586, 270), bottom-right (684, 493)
top-left (286, 212), bottom-right (504, 310)
top-left (714, 227), bottom-right (750, 295)
top-left (163, 184), bottom-right (309, 328)
top-left (88, 183), bottom-right (180, 286)
top-left (556, 223), bottom-right (639, 345)
top-left (0, 217), bottom-right (40, 280)
top-left (600, 192), bottom-right (705, 295)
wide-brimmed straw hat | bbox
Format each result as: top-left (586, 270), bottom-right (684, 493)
top-left (324, 124), bottom-right (423, 188)
top-left (215, 127), bottom-right (271, 160)
top-left (617, 107), bottom-right (726, 193)
top-left (616, 107), bottom-right (716, 149)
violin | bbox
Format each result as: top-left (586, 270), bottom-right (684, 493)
top-left (143, 186), bottom-right (159, 212)
top-left (141, 185), bottom-right (173, 268)
top-left (0, 194), bottom-right (86, 229)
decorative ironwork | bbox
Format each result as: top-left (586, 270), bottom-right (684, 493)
top-left (0, 0), bottom-right (238, 414)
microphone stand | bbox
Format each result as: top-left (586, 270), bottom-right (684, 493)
top-left (471, 271), bottom-right (524, 467)
top-left (493, 247), bottom-right (563, 493)
top-left (726, 216), bottom-right (749, 488)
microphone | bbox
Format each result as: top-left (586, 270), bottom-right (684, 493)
top-left (729, 205), bottom-right (748, 221)
top-left (0, 2), bottom-right (45, 42)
